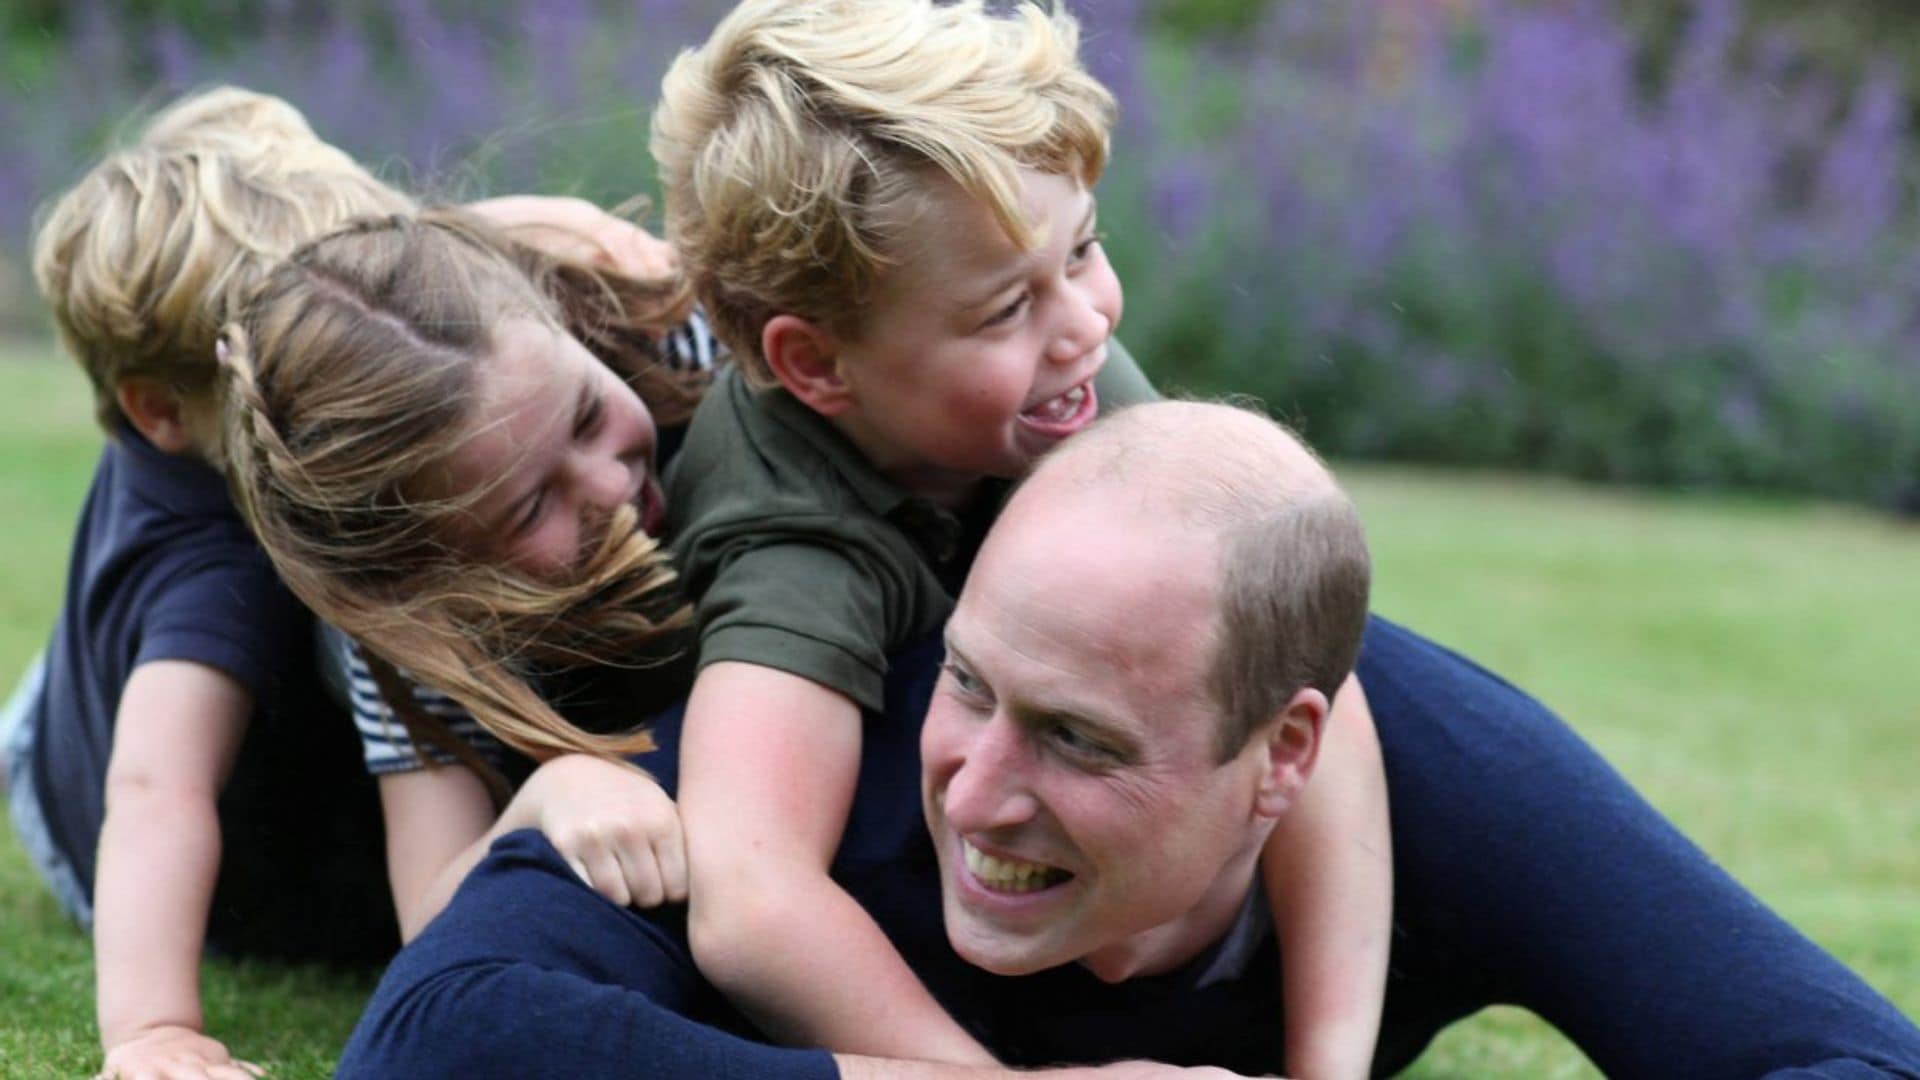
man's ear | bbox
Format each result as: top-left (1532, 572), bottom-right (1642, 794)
top-left (114, 376), bottom-right (197, 454)
top-left (1252, 687), bottom-right (1328, 820)
top-left (762, 314), bottom-right (854, 417)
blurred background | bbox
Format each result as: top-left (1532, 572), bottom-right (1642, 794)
top-left (0, 2), bottom-right (1915, 1075)
top-left (1, 0), bottom-right (1919, 511)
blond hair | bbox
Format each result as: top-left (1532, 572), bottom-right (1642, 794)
top-left (651, 0), bottom-right (1114, 382)
top-left (32, 86), bottom-right (414, 433)
top-left (1048, 401), bottom-right (1372, 761)
top-left (221, 210), bottom-right (701, 780)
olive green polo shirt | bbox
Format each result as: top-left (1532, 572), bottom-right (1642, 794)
top-left (665, 339), bottom-right (1158, 712)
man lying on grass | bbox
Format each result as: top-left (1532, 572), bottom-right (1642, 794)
top-left (339, 401), bottom-right (1920, 1078)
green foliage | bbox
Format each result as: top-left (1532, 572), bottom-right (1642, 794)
top-left (0, 347), bottom-right (98, 689)
top-left (1621, 0), bottom-right (1920, 96)
top-left (1096, 1), bottom-right (1920, 515)
top-left (1125, 232), bottom-right (1920, 509)
top-left (1149, 0), bottom-right (1272, 41)
top-left (1, 4), bottom-right (60, 87)
top-left (7, 0), bottom-right (1920, 508)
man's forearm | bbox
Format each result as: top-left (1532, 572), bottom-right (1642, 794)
top-left (340, 829), bottom-right (841, 1079)
top-left (344, 831), bottom-right (1254, 1080)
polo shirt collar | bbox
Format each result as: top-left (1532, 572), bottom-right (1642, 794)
top-left (111, 423), bottom-right (234, 519)
top-left (1192, 877), bottom-right (1270, 990)
top-left (756, 385), bottom-right (970, 563)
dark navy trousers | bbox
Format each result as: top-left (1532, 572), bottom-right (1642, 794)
top-left (338, 619), bottom-right (1920, 1078)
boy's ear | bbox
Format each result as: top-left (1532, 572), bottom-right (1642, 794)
top-left (115, 376), bottom-right (197, 454)
top-left (1252, 687), bottom-right (1328, 820)
top-left (762, 314), bottom-right (854, 417)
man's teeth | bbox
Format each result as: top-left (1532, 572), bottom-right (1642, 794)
top-left (1025, 384), bottom-right (1086, 423)
top-left (964, 842), bottom-right (1068, 894)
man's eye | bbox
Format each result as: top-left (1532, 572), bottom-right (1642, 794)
top-left (1047, 721), bottom-right (1115, 760)
top-left (942, 661), bottom-right (988, 700)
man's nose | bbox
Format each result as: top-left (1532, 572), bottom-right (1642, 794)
top-left (940, 716), bottom-right (1039, 833)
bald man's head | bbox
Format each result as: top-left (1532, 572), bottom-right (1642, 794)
top-left (1005, 400), bottom-right (1371, 758)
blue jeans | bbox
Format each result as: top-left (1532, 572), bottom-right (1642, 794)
top-left (4, 653), bottom-right (93, 927)
top-left (339, 619), bottom-right (1920, 1078)
top-left (7, 638), bottom-right (395, 963)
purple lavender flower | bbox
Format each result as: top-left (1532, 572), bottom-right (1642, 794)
top-left (522, 0), bottom-right (595, 113)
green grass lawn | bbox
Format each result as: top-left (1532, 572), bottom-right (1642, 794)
top-left (0, 340), bottom-right (1914, 1075)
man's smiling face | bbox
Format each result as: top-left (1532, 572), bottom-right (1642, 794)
top-left (919, 480), bottom-right (1276, 983)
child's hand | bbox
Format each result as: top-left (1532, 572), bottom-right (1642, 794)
top-left (585, 210), bottom-right (679, 281)
top-left (517, 754), bottom-right (688, 909)
top-left (464, 195), bottom-right (678, 280)
top-left (98, 1024), bottom-right (263, 1080)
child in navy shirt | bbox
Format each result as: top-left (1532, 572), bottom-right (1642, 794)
top-left (8, 86), bottom-right (413, 1080)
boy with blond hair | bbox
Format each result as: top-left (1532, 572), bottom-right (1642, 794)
top-left (12, 86), bottom-right (413, 1080)
top-left (652, 3), bottom-right (1392, 1076)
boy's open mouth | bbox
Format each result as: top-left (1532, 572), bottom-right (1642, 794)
top-left (1018, 379), bottom-right (1097, 434)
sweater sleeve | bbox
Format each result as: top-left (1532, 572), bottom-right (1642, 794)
top-left (337, 830), bottom-right (840, 1080)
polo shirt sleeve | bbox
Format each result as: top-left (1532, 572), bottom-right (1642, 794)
top-left (685, 532), bottom-right (917, 714)
top-left (135, 557), bottom-right (309, 705)
top-left (1096, 335), bottom-right (1161, 408)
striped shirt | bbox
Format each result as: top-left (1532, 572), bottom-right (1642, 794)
top-left (343, 640), bottom-right (506, 775)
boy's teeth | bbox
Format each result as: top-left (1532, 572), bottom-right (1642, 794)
top-left (963, 841), bottom-right (1068, 894)
top-left (1025, 385), bottom-right (1085, 423)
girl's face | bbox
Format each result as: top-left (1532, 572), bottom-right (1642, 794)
top-left (425, 317), bottom-right (664, 580)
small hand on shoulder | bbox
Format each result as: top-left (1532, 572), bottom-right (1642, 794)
top-left (514, 753), bottom-right (688, 909)
top-left (98, 1024), bottom-right (263, 1080)
top-left (464, 194), bottom-right (678, 280)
